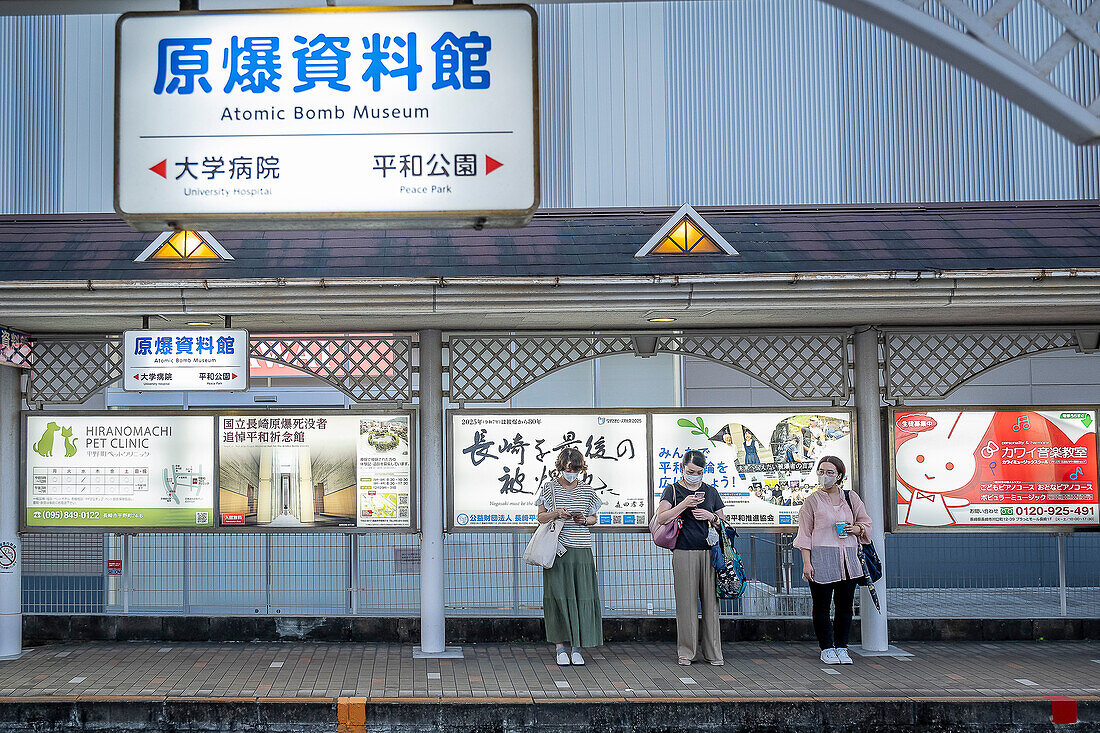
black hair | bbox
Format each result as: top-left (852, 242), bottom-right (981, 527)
top-left (817, 455), bottom-right (846, 483)
top-left (681, 450), bottom-right (707, 469)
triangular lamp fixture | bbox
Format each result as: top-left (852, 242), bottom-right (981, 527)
top-left (634, 204), bottom-right (738, 257)
top-left (135, 231), bottom-right (234, 262)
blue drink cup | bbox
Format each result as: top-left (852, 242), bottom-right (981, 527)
top-left (835, 522), bottom-right (847, 537)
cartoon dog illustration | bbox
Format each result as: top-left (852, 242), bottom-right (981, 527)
top-left (62, 426), bottom-right (78, 457)
top-left (895, 412), bottom-right (995, 526)
top-left (33, 422), bottom-right (61, 458)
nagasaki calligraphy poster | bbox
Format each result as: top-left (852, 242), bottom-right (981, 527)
top-left (893, 409), bottom-right (1099, 528)
top-left (449, 412), bottom-right (648, 529)
top-left (650, 411), bottom-right (854, 528)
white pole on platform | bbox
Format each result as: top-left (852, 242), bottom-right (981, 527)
top-left (854, 327), bottom-right (889, 652)
top-left (415, 329), bottom-right (458, 658)
top-left (0, 366), bottom-right (23, 659)
top-left (1057, 533), bottom-right (1067, 617)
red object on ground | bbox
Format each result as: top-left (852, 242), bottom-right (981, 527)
top-left (1049, 696), bottom-right (1077, 724)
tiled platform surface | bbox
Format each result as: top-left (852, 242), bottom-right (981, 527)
top-left (0, 641), bottom-right (1098, 731)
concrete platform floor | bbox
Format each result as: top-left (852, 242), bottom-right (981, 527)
top-left (1, 640), bottom-right (1098, 700)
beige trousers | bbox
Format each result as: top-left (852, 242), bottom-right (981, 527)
top-left (671, 549), bottom-right (723, 663)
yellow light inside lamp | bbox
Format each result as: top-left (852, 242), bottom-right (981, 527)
top-left (152, 231), bottom-right (219, 259)
top-left (173, 230), bottom-right (217, 258)
top-left (649, 217), bottom-right (723, 254)
top-left (648, 317), bottom-right (677, 323)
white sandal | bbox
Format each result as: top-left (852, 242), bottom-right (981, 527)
top-left (556, 649), bottom-right (570, 666)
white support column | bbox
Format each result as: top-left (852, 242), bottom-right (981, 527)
top-left (854, 327), bottom-right (889, 652)
top-left (0, 366), bottom-right (23, 659)
top-left (414, 329), bottom-right (460, 658)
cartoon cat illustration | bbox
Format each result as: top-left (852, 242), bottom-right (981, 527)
top-left (33, 422), bottom-right (61, 457)
top-left (62, 427), bottom-right (78, 457)
top-left (895, 412), bottom-right (995, 526)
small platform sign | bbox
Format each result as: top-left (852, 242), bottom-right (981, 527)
top-left (115, 6), bottom-right (539, 231)
top-left (123, 329), bottom-right (249, 392)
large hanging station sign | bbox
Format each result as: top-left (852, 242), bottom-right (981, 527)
top-left (218, 412), bottom-right (415, 530)
top-left (890, 408), bottom-right (1099, 530)
top-left (24, 414), bottom-right (215, 529)
top-left (123, 329), bottom-right (249, 392)
top-left (651, 409), bottom-right (855, 529)
top-left (449, 411), bottom-right (649, 530)
top-left (115, 6), bottom-right (539, 230)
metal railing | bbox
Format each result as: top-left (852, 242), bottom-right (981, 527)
top-left (20, 531), bottom-right (1100, 619)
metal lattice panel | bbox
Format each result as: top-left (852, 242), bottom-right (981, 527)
top-left (0, 326), bottom-right (32, 368)
top-left (656, 333), bottom-right (850, 401)
top-left (250, 334), bottom-right (413, 404)
top-left (883, 329), bottom-right (1079, 400)
top-left (28, 336), bottom-right (123, 405)
top-left (446, 332), bottom-right (850, 403)
top-left (447, 334), bottom-right (636, 403)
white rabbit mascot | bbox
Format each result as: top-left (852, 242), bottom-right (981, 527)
top-left (895, 411), bottom-right (995, 526)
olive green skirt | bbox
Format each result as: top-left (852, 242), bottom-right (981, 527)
top-left (542, 547), bottom-right (603, 647)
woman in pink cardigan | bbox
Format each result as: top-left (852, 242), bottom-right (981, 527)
top-left (793, 456), bottom-right (871, 665)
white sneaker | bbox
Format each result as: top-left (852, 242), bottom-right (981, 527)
top-left (570, 650), bottom-right (585, 665)
top-left (835, 648), bottom-right (853, 665)
top-left (556, 649), bottom-right (570, 666)
top-left (820, 648), bottom-right (841, 665)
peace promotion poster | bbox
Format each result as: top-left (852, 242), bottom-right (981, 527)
top-left (650, 410), bottom-right (854, 528)
top-left (218, 413), bottom-right (413, 529)
top-left (450, 412), bottom-right (649, 529)
top-left (893, 409), bottom-right (1099, 528)
top-left (25, 414), bottom-right (215, 529)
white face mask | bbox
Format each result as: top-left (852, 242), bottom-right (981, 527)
top-left (820, 473), bottom-right (838, 488)
top-left (562, 471), bottom-right (579, 483)
top-left (683, 473), bottom-right (704, 486)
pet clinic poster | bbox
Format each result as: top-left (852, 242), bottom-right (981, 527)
top-left (893, 409), bottom-right (1098, 528)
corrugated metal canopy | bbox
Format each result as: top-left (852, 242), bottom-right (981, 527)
top-left (0, 201), bottom-right (1098, 334)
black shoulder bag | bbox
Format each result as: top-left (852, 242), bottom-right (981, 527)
top-left (843, 490), bottom-right (882, 585)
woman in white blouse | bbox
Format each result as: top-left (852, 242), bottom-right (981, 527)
top-left (793, 456), bottom-right (871, 665)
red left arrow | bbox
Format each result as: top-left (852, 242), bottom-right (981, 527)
top-left (150, 159), bottom-right (167, 178)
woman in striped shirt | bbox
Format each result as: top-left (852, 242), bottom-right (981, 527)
top-left (535, 447), bottom-right (603, 666)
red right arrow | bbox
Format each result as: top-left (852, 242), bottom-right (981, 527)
top-left (485, 155), bottom-right (503, 175)
top-left (150, 159), bottom-right (167, 178)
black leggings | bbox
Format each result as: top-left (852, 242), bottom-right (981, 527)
top-left (809, 579), bottom-right (857, 650)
